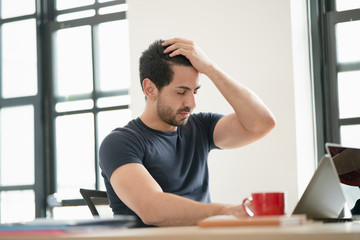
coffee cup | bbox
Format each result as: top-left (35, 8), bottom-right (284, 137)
top-left (242, 192), bottom-right (285, 217)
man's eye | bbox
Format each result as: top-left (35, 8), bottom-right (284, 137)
top-left (177, 92), bottom-right (185, 95)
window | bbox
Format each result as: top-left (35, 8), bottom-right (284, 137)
top-left (0, 0), bottom-right (130, 223)
top-left (309, 0), bottom-right (360, 158)
top-left (0, 0), bottom-right (41, 224)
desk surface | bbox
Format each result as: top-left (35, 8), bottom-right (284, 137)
top-left (4, 222), bottom-right (360, 240)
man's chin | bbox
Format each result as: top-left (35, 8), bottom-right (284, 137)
top-left (177, 118), bottom-right (189, 126)
top-left (167, 114), bottom-right (191, 127)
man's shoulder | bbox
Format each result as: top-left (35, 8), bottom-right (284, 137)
top-left (190, 112), bottom-right (223, 118)
top-left (103, 118), bottom-right (146, 143)
top-left (188, 112), bottom-right (224, 124)
top-left (112, 118), bottom-right (141, 133)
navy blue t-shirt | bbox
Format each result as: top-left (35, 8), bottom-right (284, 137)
top-left (99, 112), bottom-right (223, 226)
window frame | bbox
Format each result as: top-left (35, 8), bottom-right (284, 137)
top-left (310, 0), bottom-right (360, 159)
top-left (0, 0), bottom-right (129, 221)
top-left (46, 0), bottom-right (128, 197)
top-left (325, 8), bottom-right (360, 142)
top-left (0, 0), bottom-right (46, 220)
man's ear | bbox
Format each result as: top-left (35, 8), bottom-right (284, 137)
top-left (142, 78), bottom-right (157, 100)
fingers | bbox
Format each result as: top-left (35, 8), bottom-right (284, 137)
top-left (162, 37), bottom-right (192, 47)
top-left (161, 37), bottom-right (213, 74)
top-left (163, 43), bottom-right (189, 54)
top-left (164, 45), bottom-right (190, 58)
top-left (162, 38), bottom-right (195, 57)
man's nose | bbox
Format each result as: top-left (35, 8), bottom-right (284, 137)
top-left (184, 92), bottom-right (196, 109)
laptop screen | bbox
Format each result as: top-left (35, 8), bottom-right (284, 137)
top-left (326, 143), bottom-right (360, 216)
top-left (326, 143), bottom-right (360, 186)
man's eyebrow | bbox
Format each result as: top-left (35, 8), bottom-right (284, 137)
top-left (175, 85), bottom-right (201, 91)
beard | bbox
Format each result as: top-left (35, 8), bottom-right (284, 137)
top-left (156, 97), bottom-right (192, 127)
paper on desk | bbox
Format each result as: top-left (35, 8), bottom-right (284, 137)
top-left (197, 215), bottom-right (307, 227)
top-left (0, 216), bottom-right (137, 236)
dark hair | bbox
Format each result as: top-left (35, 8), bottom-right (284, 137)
top-left (139, 39), bottom-right (192, 92)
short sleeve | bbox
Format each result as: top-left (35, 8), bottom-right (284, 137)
top-left (99, 129), bottom-right (144, 180)
top-left (192, 112), bottom-right (224, 150)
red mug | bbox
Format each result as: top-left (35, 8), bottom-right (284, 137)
top-left (242, 192), bottom-right (285, 217)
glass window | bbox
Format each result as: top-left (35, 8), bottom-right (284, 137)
top-left (55, 99), bottom-right (94, 113)
top-left (97, 20), bottom-right (130, 92)
top-left (96, 95), bottom-right (131, 108)
top-left (0, 0), bottom-right (129, 222)
top-left (1, 19), bottom-right (37, 98)
top-left (54, 25), bottom-right (93, 97)
top-left (336, 20), bottom-right (360, 63)
top-left (0, 106), bottom-right (34, 186)
top-left (97, 109), bottom-right (131, 146)
top-left (98, 0), bottom-right (117, 3)
top-left (341, 125), bottom-right (360, 147)
top-left (56, 0), bottom-right (95, 10)
top-left (0, 0), bottom-right (36, 19)
top-left (336, 0), bottom-right (360, 11)
top-left (337, 71), bottom-right (360, 119)
top-left (51, 1), bottom-right (130, 208)
top-left (52, 206), bottom-right (92, 220)
top-left (0, 190), bottom-right (35, 223)
top-left (98, 4), bottom-right (128, 15)
top-left (55, 113), bottom-right (95, 196)
top-left (57, 10), bottom-right (96, 22)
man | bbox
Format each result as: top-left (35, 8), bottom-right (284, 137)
top-left (99, 38), bottom-right (276, 227)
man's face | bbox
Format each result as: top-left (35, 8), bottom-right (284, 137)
top-left (156, 64), bottom-right (200, 127)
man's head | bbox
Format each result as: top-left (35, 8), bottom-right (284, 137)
top-left (139, 39), bottom-right (200, 129)
top-left (139, 39), bottom-right (193, 92)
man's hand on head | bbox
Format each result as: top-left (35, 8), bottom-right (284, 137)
top-left (162, 38), bottom-right (214, 75)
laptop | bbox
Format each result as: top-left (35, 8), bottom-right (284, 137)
top-left (325, 143), bottom-right (360, 218)
top-left (292, 155), bottom-right (352, 221)
top-left (325, 143), bottom-right (360, 186)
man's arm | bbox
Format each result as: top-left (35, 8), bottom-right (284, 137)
top-left (207, 67), bottom-right (276, 148)
top-left (162, 38), bottom-right (276, 149)
top-left (110, 163), bottom-right (246, 227)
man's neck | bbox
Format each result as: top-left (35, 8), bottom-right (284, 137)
top-left (140, 111), bottom-right (177, 132)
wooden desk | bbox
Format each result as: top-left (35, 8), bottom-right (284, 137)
top-left (4, 222), bottom-right (360, 240)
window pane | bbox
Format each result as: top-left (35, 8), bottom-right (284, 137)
top-left (1, 19), bottom-right (37, 98)
top-left (97, 109), bottom-right (131, 147)
top-left (341, 125), bottom-right (360, 147)
top-left (97, 20), bottom-right (130, 92)
top-left (98, 0), bottom-right (117, 3)
top-left (56, 99), bottom-right (94, 113)
top-left (338, 71), bottom-right (360, 119)
top-left (56, 0), bottom-right (94, 10)
top-left (336, 0), bottom-right (360, 11)
top-left (98, 4), bottom-right (128, 15)
top-left (336, 20), bottom-right (360, 63)
top-left (0, 0), bottom-right (35, 19)
top-left (57, 10), bottom-right (96, 22)
top-left (54, 26), bottom-right (93, 97)
top-left (0, 190), bottom-right (35, 224)
top-left (52, 206), bottom-right (92, 220)
top-left (0, 106), bottom-right (34, 185)
top-left (55, 113), bottom-right (95, 196)
top-left (96, 95), bottom-right (131, 108)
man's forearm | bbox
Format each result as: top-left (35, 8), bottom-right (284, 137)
top-left (137, 191), bottom-right (239, 227)
top-left (111, 164), bottom-right (245, 227)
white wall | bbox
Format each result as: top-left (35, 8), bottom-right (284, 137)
top-left (127, 0), bottom-right (315, 214)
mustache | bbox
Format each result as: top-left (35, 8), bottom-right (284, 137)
top-left (177, 107), bottom-right (192, 114)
